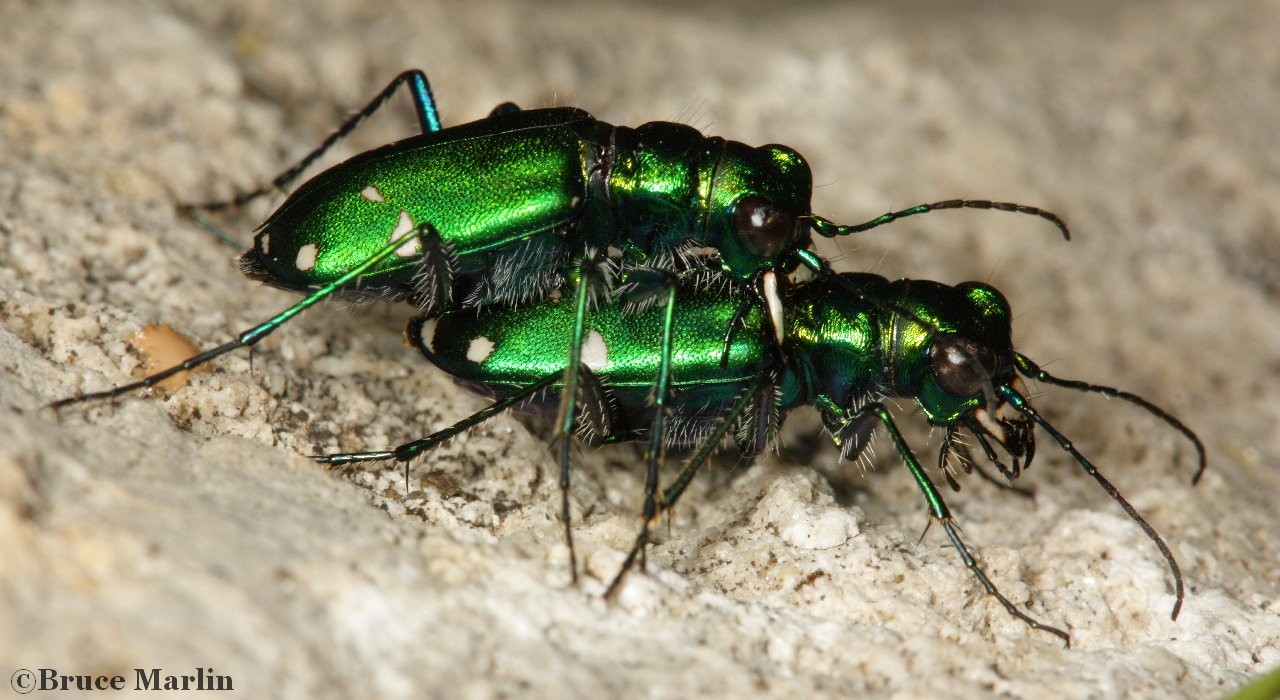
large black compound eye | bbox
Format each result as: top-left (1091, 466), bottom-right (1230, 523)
top-left (930, 334), bottom-right (997, 397)
top-left (733, 195), bottom-right (796, 258)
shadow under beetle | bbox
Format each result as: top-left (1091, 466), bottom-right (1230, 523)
top-left (319, 268), bottom-right (1205, 646)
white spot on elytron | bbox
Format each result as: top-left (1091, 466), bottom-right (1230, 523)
top-left (582, 330), bottom-right (608, 371)
top-left (466, 336), bottom-right (496, 363)
top-left (260, 233), bottom-right (271, 255)
top-left (416, 318), bottom-right (438, 353)
top-left (294, 243), bottom-right (318, 271)
top-left (360, 185), bottom-right (385, 202)
top-left (389, 210), bottom-right (420, 257)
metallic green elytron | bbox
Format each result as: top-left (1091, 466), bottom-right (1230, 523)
top-left (317, 270), bottom-right (1204, 646)
top-left (237, 71), bottom-right (815, 323)
top-left (244, 104), bottom-right (814, 312)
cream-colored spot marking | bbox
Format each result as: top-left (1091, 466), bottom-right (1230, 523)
top-left (390, 210), bottom-right (421, 257)
top-left (360, 185), bottom-right (385, 202)
top-left (582, 330), bottom-right (609, 371)
top-left (416, 318), bottom-right (439, 353)
top-left (295, 243), bottom-right (318, 271)
top-left (466, 336), bottom-right (496, 363)
top-left (260, 233), bottom-right (271, 255)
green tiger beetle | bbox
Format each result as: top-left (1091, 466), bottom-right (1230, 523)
top-left (313, 266), bottom-right (1204, 646)
top-left (50, 70), bottom-right (1072, 577)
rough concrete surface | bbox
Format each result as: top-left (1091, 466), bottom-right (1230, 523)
top-left (2, 1), bottom-right (1278, 698)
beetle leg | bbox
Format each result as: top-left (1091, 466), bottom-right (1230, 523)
top-left (179, 69), bottom-right (444, 216)
top-left (50, 223), bottom-right (438, 412)
top-left (861, 401), bottom-right (1071, 646)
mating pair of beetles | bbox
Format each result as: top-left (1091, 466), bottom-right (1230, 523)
top-left (54, 70), bottom-right (1205, 645)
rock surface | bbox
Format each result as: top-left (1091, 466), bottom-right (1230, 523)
top-left (2, 1), bottom-right (1277, 698)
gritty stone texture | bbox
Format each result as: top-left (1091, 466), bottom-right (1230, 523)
top-left (2, 1), bottom-right (1278, 698)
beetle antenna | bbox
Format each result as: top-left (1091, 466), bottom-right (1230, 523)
top-left (996, 383), bottom-right (1187, 620)
top-left (805, 200), bottom-right (1070, 241)
top-left (1013, 353), bottom-right (1206, 485)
